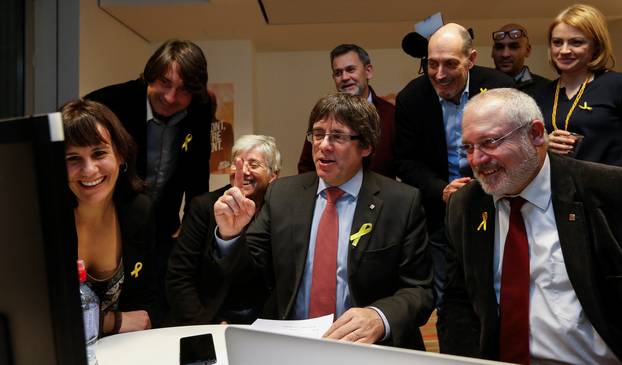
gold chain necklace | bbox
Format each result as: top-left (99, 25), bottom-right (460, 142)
top-left (552, 75), bottom-right (590, 131)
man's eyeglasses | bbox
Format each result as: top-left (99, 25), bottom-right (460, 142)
top-left (232, 159), bottom-right (266, 171)
top-left (306, 130), bottom-right (361, 144)
top-left (459, 122), bottom-right (530, 155)
top-left (492, 29), bottom-right (527, 41)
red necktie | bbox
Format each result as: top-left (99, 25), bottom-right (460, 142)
top-left (309, 187), bottom-right (344, 318)
top-left (499, 197), bottom-right (530, 365)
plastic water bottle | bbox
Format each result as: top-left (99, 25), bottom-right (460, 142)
top-left (78, 260), bottom-right (99, 365)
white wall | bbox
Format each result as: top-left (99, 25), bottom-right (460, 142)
top-left (80, 0), bottom-right (578, 183)
top-left (254, 45), bottom-right (557, 177)
top-left (79, 0), bottom-right (152, 95)
top-left (610, 19), bottom-right (622, 73)
top-left (196, 40), bottom-right (256, 190)
top-left (255, 48), bottom-right (423, 177)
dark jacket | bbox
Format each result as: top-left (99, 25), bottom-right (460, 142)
top-left (85, 78), bottom-right (212, 241)
top-left (116, 193), bottom-right (157, 318)
top-left (442, 154), bottom-right (622, 361)
top-left (394, 65), bottom-right (514, 234)
top-left (217, 170), bottom-right (434, 350)
top-left (515, 68), bottom-right (550, 97)
top-left (166, 186), bottom-right (266, 325)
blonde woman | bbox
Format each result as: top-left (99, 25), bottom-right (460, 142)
top-left (535, 4), bottom-right (622, 166)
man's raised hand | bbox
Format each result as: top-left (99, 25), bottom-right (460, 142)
top-left (214, 158), bottom-right (256, 239)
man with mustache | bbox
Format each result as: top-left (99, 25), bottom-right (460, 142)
top-left (298, 44), bottom-right (396, 179)
top-left (394, 23), bottom-right (513, 338)
top-left (491, 23), bottom-right (550, 97)
top-left (443, 88), bottom-right (622, 364)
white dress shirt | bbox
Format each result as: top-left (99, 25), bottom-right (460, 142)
top-left (492, 155), bottom-right (617, 364)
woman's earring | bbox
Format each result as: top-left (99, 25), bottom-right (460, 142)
top-left (121, 162), bottom-right (128, 173)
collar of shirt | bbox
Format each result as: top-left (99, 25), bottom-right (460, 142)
top-left (316, 168), bottom-right (364, 198)
top-left (145, 95), bottom-right (187, 127)
top-left (366, 91), bottom-right (373, 104)
top-left (439, 73), bottom-right (471, 181)
top-left (514, 66), bottom-right (534, 84)
top-left (493, 154), bottom-right (551, 210)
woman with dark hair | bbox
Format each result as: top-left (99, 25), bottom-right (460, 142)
top-left (535, 4), bottom-right (622, 166)
top-left (61, 99), bottom-right (156, 335)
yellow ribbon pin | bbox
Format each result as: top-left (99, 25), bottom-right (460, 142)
top-left (477, 212), bottom-right (488, 232)
top-left (350, 223), bottom-right (373, 247)
top-left (181, 133), bottom-right (193, 152)
top-left (479, 88), bottom-right (488, 93)
top-left (131, 262), bottom-right (143, 278)
top-left (578, 102), bottom-right (592, 111)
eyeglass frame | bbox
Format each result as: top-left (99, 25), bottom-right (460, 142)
top-left (231, 158), bottom-right (267, 171)
top-left (306, 130), bottom-right (362, 144)
top-left (492, 29), bottom-right (527, 42)
top-left (459, 122), bottom-right (531, 155)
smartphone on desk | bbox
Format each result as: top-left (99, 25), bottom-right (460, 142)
top-left (180, 333), bottom-right (217, 365)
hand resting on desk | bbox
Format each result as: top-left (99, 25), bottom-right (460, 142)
top-left (323, 307), bottom-right (384, 344)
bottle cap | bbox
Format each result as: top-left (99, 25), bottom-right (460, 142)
top-left (77, 259), bottom-right (87, 283)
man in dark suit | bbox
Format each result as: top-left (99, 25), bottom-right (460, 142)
top-left (443, 88), bottom-right (622, 364)
top-left (167, 135), bottom-right (281, 325)
top-left (215, 93), bottom-right (434, 350)
top-left (394, 24), bottom-right (514, 317)
top-left (298, 44), bottom-right (396, 179)
top-left (85, 40), bottom-right (212, 322)
top-left (491, 23), bottom-right (550, 97)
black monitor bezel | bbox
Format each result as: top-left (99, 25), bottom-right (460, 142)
top-left (0, 114), bottom-right (85, 365)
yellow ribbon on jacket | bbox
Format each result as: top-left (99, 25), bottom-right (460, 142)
top-left (131, 262), bottom-right (143, 278)
top-left (181, 133), bottom-right (193, 152)
top-left (350, 223), bottom-right (373, 247)
top-left (578, 102), bottom-right (592, 111)
top-left (477, 212), bottom-right (488, 232)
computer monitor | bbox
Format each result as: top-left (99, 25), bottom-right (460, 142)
top-left (0, 113), bottom-right (86, 365)
top-left (225, 326), bottom-right (510, 365)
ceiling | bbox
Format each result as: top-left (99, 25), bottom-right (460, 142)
top-left (99, 0), bottom-right (622, 51)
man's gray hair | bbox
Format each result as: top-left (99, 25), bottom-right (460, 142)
top-left (465, 88), bottom-right (544, 129)
top-left (231, 135), bottom-right (282, 176)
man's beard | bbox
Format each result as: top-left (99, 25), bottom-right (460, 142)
top-left (339, 83), bottom-right (364, 97)
top-left (474, 136), bottom-right (540, 197)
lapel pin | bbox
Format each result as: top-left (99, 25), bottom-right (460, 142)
top-left (181, 133), bottom-right (193, 152)
top-left (131, 262), bottom-right (143, 278)
top-left (369, 204), bottom-right (375, 210)
top-left (578, 102), bottom-right (592, 111)
top-left (477, 212), bottom-right (488, 231)
top-left (350, 223), bottom-right (373, 247)
top-left (569, 213), bottom-right (576, 221)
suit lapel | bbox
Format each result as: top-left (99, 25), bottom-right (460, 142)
top-left (467, 186), bottom-right (497, 307)
top-left (549, 155), bottom-right (600, 320)
top-left (468, 66), bottom-right (490, 99)
top-left (347, 171), bottom-right (381, 273)
top-left (284, 174), bottom-right (319, 316)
